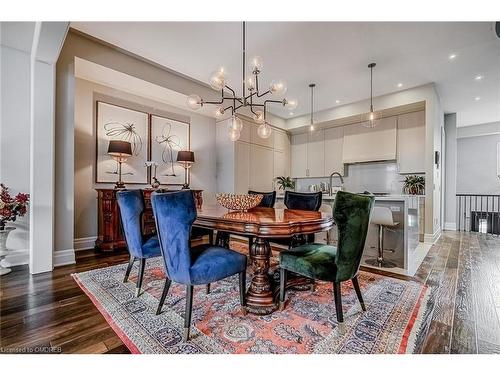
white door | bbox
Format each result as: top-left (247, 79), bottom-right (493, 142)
top-left (291, 133), bottom-right (308, 178)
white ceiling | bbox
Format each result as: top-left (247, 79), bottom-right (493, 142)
top-left (71, 22), bottom-right (500, 127)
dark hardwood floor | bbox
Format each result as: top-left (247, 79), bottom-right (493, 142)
top-left (1, 231), bottom-right (500, 354)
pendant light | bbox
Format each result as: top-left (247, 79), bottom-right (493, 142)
top-left (309, 83), bottom-right (316, 131)
top-left (363, 62), bottom-right (378, 128)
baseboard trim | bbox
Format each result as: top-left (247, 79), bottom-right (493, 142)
top-left (424, 228), bottom-right (442, 244)
top-left (444, 222), bottom-right (457, 231)
top-left (54, 249), bottom-right (76, 267)
top-left (2, 248), bottom-right (29, 267)
top-left (74, 236), bottom-right (97, 251)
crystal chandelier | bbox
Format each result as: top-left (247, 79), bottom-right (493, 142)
top-left (186, 22), bottom-right (298, 141)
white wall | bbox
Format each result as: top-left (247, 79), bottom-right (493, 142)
top-left (444, 113), bottom-right (457, 230)
top-left (0, 39), bottom-right (32, 264)
top-left (1, 22), bottom-right (69, 271)
top-left (56, 30), bottom-right (221, 257)
top-left (457, 133), bottom-right (500, 195)
top-left (74, 77), bottom-right (217, 242)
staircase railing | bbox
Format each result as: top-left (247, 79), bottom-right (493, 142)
top-left (456, 194), bottom-right (500, 235)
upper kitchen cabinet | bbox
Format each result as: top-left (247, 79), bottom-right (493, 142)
top-left (291, 133), bottom-right (308, 178)
top-left (307, 129), bottom-right (325, 177)
top-left (397, 110), bottom-right (426, 174)
top-left (273, 130), bottom-right (291, 179)
top-left (342, 116), bottom-right (397, 164)
top-left (274, 129), bottom-right (290, 152)
top-left (324, 126), bottom-right (344, 176)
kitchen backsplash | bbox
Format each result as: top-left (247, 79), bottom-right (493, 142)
top-left (294, 161), bottom-right (423, 195)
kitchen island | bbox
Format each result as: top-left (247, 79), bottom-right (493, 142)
top-left (276, 193), bottom-right (428, 276)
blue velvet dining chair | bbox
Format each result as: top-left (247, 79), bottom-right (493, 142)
top-left (278, 191), bottom-right (375, 324)
top-left (151, 190), bottom-right (247, 342)
top-left (116, 190), bottom-right (162, 297)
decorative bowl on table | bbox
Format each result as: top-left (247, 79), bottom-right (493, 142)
top-left (216, 193), bottom-right (263, 212)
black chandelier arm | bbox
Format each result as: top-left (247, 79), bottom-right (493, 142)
top-left (203, 99), bottom-right (224, 105)
top-left (253, 73), bottom-right (270, 98)
top-left (264, 99), bottom-right (285, 105)
top-left (224, 85), bottom-right (244, 106)
top-left (256, 89), bottom-right (271, 98)
top-left (223, 105), bottom-right (235, 115)
top-left (244, 91), bottom-right (258, 102)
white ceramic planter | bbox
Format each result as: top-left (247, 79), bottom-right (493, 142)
top-left (0, 227), bottom-right (15, 276)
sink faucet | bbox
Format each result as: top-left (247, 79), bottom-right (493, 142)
top-left (329, 172), bottom-right (345, 195)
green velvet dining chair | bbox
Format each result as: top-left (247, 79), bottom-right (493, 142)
top-left (278, 190), bottom-right (375, 324)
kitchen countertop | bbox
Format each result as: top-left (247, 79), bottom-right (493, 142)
top-left (276, 193), bottom-right (425, 201)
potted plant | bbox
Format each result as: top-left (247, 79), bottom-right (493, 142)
top-left (402, 175), bottom-right (425, 195)
top-left (1, 183), bottom-right (29, 275)
top-left (275, 176), bottom-right (295, 191)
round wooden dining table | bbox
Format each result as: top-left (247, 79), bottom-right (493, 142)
top-left (194, 206), bottom-right (334, 315)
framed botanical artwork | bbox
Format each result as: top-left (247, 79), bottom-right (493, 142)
top-left (150, 114), bottom-right (190, 185)
top-left (96, 101), bottom-right (149, 184)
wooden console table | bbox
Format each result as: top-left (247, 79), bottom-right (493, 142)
top-left (95, 188), bottom-right (203, 251)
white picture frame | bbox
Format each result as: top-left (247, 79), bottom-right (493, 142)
top-left (150, 114), bottom-right (190, 186)
top-left (96, 101), bottom-right (149, 184)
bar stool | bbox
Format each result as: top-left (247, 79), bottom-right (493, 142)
top-left (365, 206), bottom-right (398, 268)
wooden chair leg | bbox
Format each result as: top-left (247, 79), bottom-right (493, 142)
top-left (239, 271), bottom-right (246, 307)
top-left (136, 258), bottom-right (146, 297)
top-left (206, 283), bottom-right (211, 294)
top-left (248, 237), bottom-right (254, 251)
top-left (208, 231), bottom-right (214, 245)
top-left (123, 256), bottom-right (135, 283)
top-left (156, 279), bottom-right (172, 315)
top-left (183, 285), bottom-right (194, 342)
top-left (279, 268), bottom-right (287, 310)
top-left (333, 282), bottom-right (344, 323)
top-left (352, 276), bottom-right (366, 311)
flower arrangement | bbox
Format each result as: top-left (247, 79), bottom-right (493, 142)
top-left (0, 184), bottom-right (30, 230)
top-left (275, 176), bottom-right (295, 191)
top-left (402, 175), bottom-right (425, 195)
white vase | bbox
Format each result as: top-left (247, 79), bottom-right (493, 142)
top-left (0, 227), bottom-right (15, 276)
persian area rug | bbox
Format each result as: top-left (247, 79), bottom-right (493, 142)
top-left (72, 244), bottom-right (429, 354)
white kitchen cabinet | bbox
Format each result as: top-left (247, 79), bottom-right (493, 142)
top-left (216, 116), bottom-right (288, 194)
top-left (273, 149), bottom-right (290, 179)
top-left (274, 130), bottom-right (290, 152)
top-left (234, 141), bottom-right (250, 193)
top-left (291, 133), bottom-right (308, 178)
top-left (250, 144), bottom-right (274, 191)
top-left (397, 111), bottom-right (426, 174)
top-left (324, 126), bottom-right (344, 176)
top-left (238, 117), bottom-right (252, 143)
top-left (307, 129), bottom-right (325, 177)
top-left (342, 116), bottom-right (397, 164)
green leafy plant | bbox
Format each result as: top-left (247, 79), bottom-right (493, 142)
top-left (403, 175), bottom-right (425, 195)
top-left (275, 176), bottom-right (295, 191)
